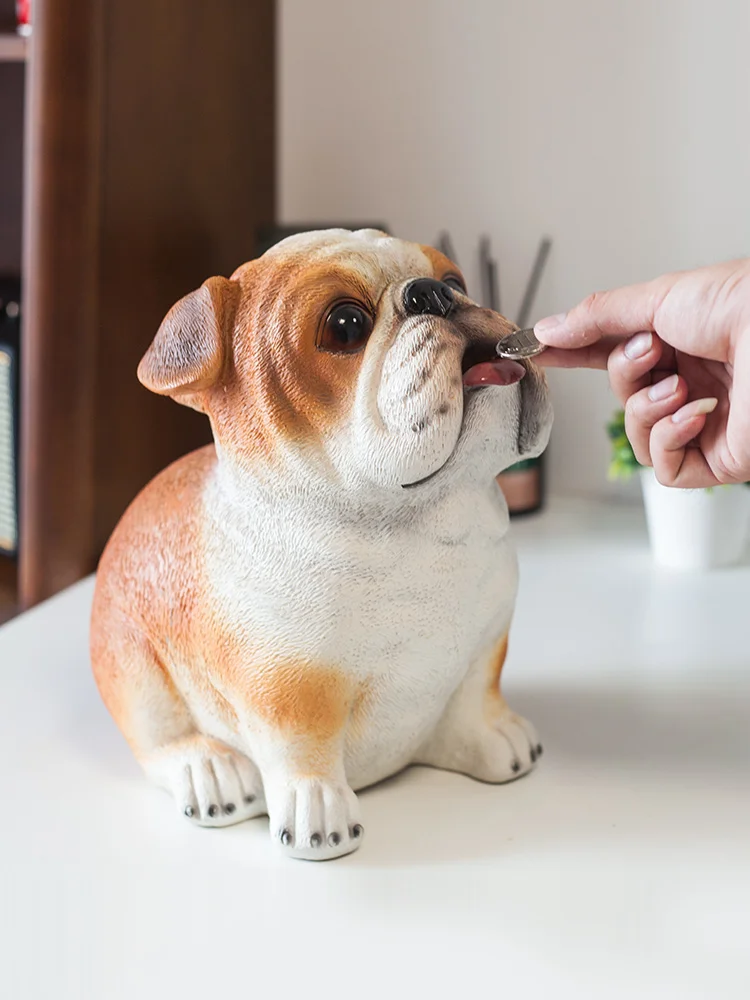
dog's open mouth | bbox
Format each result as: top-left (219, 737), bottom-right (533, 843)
top-left (461, 341), bottom-right (526, 388)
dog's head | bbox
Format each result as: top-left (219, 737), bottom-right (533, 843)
top-left (138, 229), bottom-right (552, 493)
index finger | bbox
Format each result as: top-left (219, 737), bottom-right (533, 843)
top-left (534, 337), bottom-right (625, 371)
top-left (534, 276), bottom-right (671, 349)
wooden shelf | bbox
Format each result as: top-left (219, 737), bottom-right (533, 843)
top-left (0, 34), bottom-right (28, 62)
top-left (0, 0), bottom-right (275, 620)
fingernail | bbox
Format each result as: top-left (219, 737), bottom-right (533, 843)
top-left (624, 332), bottom-right (653, 360)
top-left (534, 313), bottom-right (567, 335)
top-left (648, 373), bottom-right (679, 401)
top-left (671, 397), bottom-right (718, 423)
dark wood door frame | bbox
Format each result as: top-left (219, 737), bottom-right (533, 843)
top-left (20, 0), bottom-right (103, 605)
top-left (18, 0), bottom-right (275, 609)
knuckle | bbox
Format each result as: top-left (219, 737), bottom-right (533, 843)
top-left (606, 344), bottom-right (625, 376)
top-left (652, 459), bottom-right (676, 487)
top-left (648, 433), bottom-right (674, 485)
top-left (713, 459), bottom-right (740, 485)
top-left (624, 392), bottom-right (644, 421)
top-left (585, 290), bottom-right (605, 310)
top-left (578, 290), bottom-right (605, 321)
top-left (623, 408), bottom-right (650, 466)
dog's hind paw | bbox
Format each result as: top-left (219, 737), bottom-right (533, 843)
top-left (483, 711), bottom-right (542, 781)
top-left (416, 709), bottom-right (542, 784)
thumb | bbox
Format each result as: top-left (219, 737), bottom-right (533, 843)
top-left (534, 276), bottom-right (671, 348)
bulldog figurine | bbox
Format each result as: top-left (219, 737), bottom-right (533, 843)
top-left (91, 229), bottom-right (552, 860)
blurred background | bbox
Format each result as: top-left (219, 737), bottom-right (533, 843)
top-left (280, 0), bottom-right (750, 499)
top-left (1, 0), bottom-right (749, 619)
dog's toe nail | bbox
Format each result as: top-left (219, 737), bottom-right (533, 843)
top-left (207, 804), bottom-right (219, 818)
top-left (244, 794), bottom-right (256, 805)
top-left (280, 828), bottom-right (293, 847)
top-left (310, 832), bottom-right (323, 848)
top-left (536, 743), bottom-right (543, 756)
top-left (351, 824), bottom-right (363, 839)
top-left (530, 749), bottom-right (537, 763)
top-left (511, 759), bottom-right (521, 773)
top-left (328, 831), bottom-right (341, 847)
top-left (184, 805), bottom-right (194, 818)
top-left (223, 803), bottom-right (236, 815)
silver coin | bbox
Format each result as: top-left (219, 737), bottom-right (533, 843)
top-left (495, 328), bottom-right (546, 360)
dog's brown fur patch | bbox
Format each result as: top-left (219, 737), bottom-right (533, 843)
top-left (419, 244), bottom-right (466, 287)
top-left (485, 633), bottom-right (509, 711)
top-left (248, 663), bottom-right (354, 741)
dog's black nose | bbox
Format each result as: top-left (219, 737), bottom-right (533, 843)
top-left (403, 278), bottom-right (455, 318)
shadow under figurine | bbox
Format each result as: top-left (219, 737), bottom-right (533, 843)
top-left (90, 229), bottom-right (553, 860)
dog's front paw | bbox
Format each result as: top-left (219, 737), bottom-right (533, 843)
top-left (266, 778), bottom-right (363, 861)
top-left (145, 735), bottom-right (266, 827)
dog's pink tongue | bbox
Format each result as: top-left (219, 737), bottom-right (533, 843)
top-left (462, 359), bottom-right (526, 388)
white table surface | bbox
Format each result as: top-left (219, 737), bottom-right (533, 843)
top-left (1, 498), bottom-right (748, 1000)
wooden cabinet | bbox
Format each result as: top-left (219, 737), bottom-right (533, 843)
top-left (0, 0), bottom-right (275, 620)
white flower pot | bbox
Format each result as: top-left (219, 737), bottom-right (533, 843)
top-left (640, 468), bottom-right (750, 570)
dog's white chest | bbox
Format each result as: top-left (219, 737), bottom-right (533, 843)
top-left (206, 479), bottom-right (518, 787)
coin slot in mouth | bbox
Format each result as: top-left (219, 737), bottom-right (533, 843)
top-left (462, 340), bottom-right (526, 388)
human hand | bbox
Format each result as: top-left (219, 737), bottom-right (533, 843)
top-left (533, 260), bottom-right (750, 487)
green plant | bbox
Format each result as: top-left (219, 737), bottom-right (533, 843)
top-left (606, 409), bottom-right (640, 481)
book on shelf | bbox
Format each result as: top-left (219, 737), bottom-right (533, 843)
top-left (0, 276), bottom-right (20, 557)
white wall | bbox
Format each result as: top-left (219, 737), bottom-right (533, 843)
top-left (279, 0), bottom-right (750, 498)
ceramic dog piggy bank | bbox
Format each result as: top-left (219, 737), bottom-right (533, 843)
top-left (91, 229), bottom-right (553, 860)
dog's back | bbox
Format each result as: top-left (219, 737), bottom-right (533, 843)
top-left (90, 446), bottom-right (215, 734)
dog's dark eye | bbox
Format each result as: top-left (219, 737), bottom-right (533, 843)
top-left (443, 274), bottom-right (467, 294)
top-left (319, 302), bottom-right (373, 354)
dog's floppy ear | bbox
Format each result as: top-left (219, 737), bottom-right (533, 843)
top-left (138, 276), bottom-right (241, 399)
